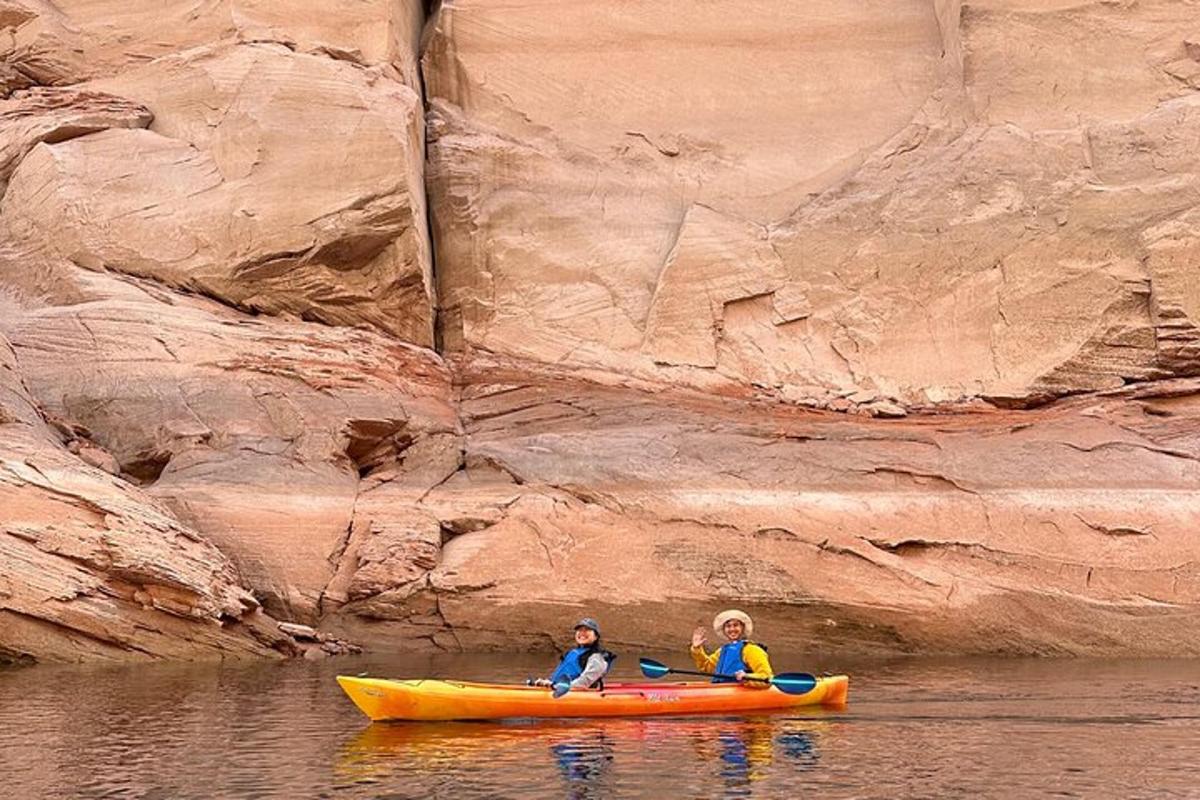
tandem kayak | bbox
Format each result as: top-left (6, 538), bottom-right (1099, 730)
top-left (336, 675), bottom-right (849, 722)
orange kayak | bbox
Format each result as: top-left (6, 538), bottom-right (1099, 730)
top-left (336, 675), bottom-right (849, 721)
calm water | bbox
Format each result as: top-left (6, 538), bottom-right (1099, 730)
top-left (1, 654), bottom-right (1198, 799)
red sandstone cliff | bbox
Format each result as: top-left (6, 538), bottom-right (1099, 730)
top-left (1, 0), bottom-right (1199, 661)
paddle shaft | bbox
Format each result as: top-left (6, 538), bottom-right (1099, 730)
top-left (664, 666), bottom-right (770, 683)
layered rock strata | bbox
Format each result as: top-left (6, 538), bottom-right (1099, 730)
top-left (426, 0), bottom-right (1200, 407)
top-left (321, 358), bottom-right (1200, 658)
top-left (1, 0), bottom-right (445, 661)
top-left (4, 269), bottom-right (458, 624)
top-left (1, 329), bottom-right (294, 662)
top-left (3, 0), bottom-right (1200, 661)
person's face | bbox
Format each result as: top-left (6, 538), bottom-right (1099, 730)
top-left (575, 626), bottom-right (598, 645)
top-left (722, 619), bottom-right (745, 641)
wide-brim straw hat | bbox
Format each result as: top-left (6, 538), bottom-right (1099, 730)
top-left (712, 609), bottom-right (754, 637)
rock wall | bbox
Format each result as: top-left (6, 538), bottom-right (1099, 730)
top-left (320, 356), bottom-right (1200, 657)
top-left (2, 0), bottom-right (1199, 661)
top-left (427, 0), bottom-right (1200, 407)
top-left (1, 327), bottom-right (294, 662)
top-left (0, 0), bottom-right (449, 661)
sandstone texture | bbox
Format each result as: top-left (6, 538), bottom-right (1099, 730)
top-left (3, 0), bottom-right (1200, 662)
top-left (1, 328), bottom-right (294, 662)
top-left (428, 0), bottom-right (1200, 407)
top-left (319, 357), bottom-right (1200, 657)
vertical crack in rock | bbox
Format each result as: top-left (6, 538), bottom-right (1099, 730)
top-left (319, 494), bottom-right (358, 616)
top-left (414, 0), bottom-right (443, 354)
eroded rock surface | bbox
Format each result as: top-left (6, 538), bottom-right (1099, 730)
top-left (1, 0), bottom-right (425, 93)
top-left (0, 0), bottom-right (444, 661)
top-left (427, 0), bottom-right (1200, 408)
top-left (2, 43), bottom-right (432, 345)
top-left (4, 267), bottom-right (458, 624)
top-left (1, 330), bottom-right (294, 663)
top-left (323, 359), bottom-right (1200, 657)
top-left (3, 0), bottom-right (1200, 661)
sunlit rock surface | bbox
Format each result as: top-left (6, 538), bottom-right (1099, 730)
top-left (3, 0), bottom-right (1200, 660)
top-left (0, 328), bottom-right (294, 663)
top-left (321, 358), bottom-right (1200, 657)
top-left (427, 0), bottom-right (1200, 407)
top-left (3, 266), bottom-right (458, 626)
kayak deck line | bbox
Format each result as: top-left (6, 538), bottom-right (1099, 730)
top-left (336, 675), bottom-right (849, 722)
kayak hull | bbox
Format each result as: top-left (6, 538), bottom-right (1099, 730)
top-left (336, 675), bottom-right (849, 722)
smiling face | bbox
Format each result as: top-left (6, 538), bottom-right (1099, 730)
top-left (574, 626), bottom-right (598, 646)
top-left (722, 619), bottom-right (745, 641)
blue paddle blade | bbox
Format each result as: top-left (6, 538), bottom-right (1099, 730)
top-left (638, 658), bottom-right (671, 679)
top-left (552, 682), bottom-right (571, 698)
top-left (770, 673), bottom-right (818, 695)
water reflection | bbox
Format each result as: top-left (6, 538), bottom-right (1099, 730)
top-left (5, 657), bottom-right (1200, 799)
top-left (551, 731), bottom-right (614, 799)
top-left (338, 715), bottom-right (827, 798)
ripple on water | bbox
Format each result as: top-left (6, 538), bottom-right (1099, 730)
top-left (1, 655), bottom-right (1198, 799)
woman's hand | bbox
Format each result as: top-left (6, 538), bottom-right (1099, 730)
top-left (691, 626), bottom-right (707, 648)
top-left (533, 678), bottom-right (552, 687)
top-left (734, 670), bottom-right (747, 682)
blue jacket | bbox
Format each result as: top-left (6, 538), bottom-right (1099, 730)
top-left (713, 640), bottom-right (749, 683)
top-left (712, 640), bottom-right (770, 683)
top-left (549, 644), bottom-right (615, 687)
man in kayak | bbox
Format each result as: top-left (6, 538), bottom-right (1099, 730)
top-left (533, 618), bottom-right (615, 692)
top-left (690, 609), bottom-right (773, 688)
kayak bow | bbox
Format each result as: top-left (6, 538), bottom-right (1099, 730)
top-left (336, 675), bottom-right (849, 722)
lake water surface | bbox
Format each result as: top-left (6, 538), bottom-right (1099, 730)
top-left (1, 654), bottom-right (1197, 799)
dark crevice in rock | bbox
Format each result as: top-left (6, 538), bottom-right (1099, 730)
top-left (414, 446), bottom-right (467, 503)
top-left (754, 527), bottom-right (799, 541)
top-left (980, 391), bottom-right (1066, 411)
top-left (853, 466), bottom-right (981, 494)
top-left (549, 482), bottom-right (615, 511)
top-left (416, 0), bottom-right (442, 356)
top-left (120, 448), bottom-right (173, 486)
top-left (325, 515), bottom-right (356, 578)
top-left (865, 538), bottom-right (1023, 566)
top-left (318, 502), bottom-right (357, 619)
top-left (816, 538), bottom-right (942, 588)
top-left (437, 510), bottom-right (503, 545)
top-left (1059, 439), bottom-right (1198, 463)
top-left (342, 418), bottom-right (413, 478)
top-left (1074, 514), bottom-right (1155, 538)
top-left (307, 45), bottom-right (367, 67)
top-left (465, 453), bottom-right (527, 485)
top-left (0, 646), bottom-right (36, 666)
top-left (865, 538), bottom-right (940, 557)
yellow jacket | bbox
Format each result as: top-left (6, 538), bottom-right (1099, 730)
top-left (690, 641), bottom-right (773, 689)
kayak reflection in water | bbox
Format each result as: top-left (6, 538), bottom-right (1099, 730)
top-left (551, 731), bottom-right (615, 800)
top-left (690, 609), bottom-right (774, 687)
top-left (531, 618), bottom-right (617, 694)
top-left (689, 720), bottom-right (822, 797)
top-left (717, 721), bottom-right (775, 791)
top-left (337, 716), bottom-right (823, 796)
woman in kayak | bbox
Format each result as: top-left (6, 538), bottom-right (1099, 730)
top-left (533, 618), bottom-right (615, 691)
top-left (690, 609), bottom-right (773, 688)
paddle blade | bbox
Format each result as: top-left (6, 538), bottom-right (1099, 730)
top-left (638, 658), bottom-right (671, 679)
top-left (770, 673), bottom-right (818, 695)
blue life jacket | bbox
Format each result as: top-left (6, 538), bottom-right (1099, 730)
top-left (713, 640), bottom-right (767, 683)
top-left (549, 644), bottom-right (615, 688)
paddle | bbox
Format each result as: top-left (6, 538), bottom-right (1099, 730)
top-left (526, 678), bottom-right (574, 698)
top-left (638, 657), bottom-right (818, 695)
